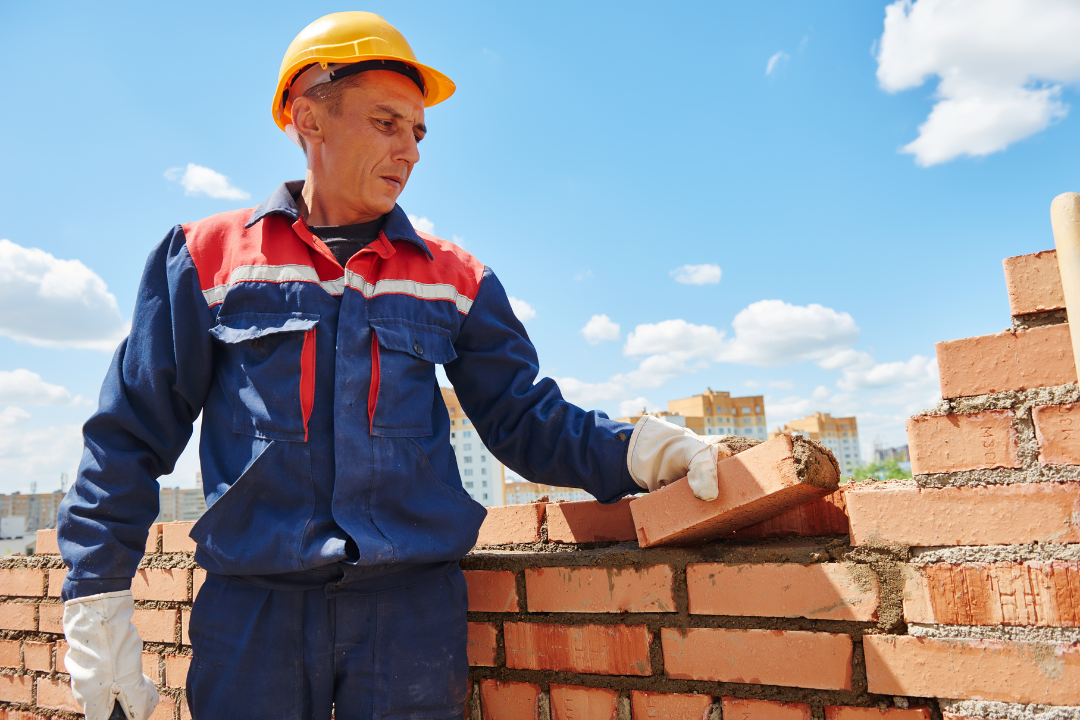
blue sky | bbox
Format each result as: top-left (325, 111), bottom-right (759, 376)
top-left (2, 0), bottom-right (1079, 493)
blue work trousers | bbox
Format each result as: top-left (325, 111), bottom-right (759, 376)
top-left (185, 567), bottom-right (470, 719)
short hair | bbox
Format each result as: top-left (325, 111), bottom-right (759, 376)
top-left (295, 73), bottom-right (368, 154)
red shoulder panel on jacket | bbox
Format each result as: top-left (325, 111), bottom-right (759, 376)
top-left (405, 232), bottom-right (486, 300)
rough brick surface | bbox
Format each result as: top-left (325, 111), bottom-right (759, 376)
top-left (936, 324), bottom-right (1076, 398)
top-left (546, 498), bottom-right (637, 543)
top-left (525, 565), bottom-right (675, 613)
top-left (728, 490), bottom-right (849, 539)
top-left (0, 640), bottom-right (18, 668)
top-left (0, 569), bottom-right (44, 598)
top-left (550, 684), bottom-right (619, 720)
top-left (1003, 250), bottom-right (1065, 316)
top-left (36, 677), bottom-right (80, 712)
top-left (629, 691), bottom-right (711, 720)
top-left (132, 568), bottom-right (190, 602)
top-left (37, 604), bottom-right (61, 634)
top-left (864, 634), bottom-right (1080, 704)
top-left (467, 622), bottom-right (498, 667)
top-left (0, 674), bottom-right (32, 702)
top-left (56, 640), bottom-right (69, 674)
top-left (151, 696), bottom-right (177, 720)
top-left (661, 627), bottom-right (853, 690)
top-left (193, 568), bottom-right (206, 599)
top-left (479, 679), bottom-right (541, 720)
top-left (34, 529), bottom-right (58, 555)
top-left (145, 523), bottom-right (162, 554)
top-left (465, 570), bottom-right (519, 612)
top-left (723, 697), bottom-right (811, 720)
top-left (166, 653), bottom-right (191, 687)
top-left (476, 504), bottom-right (546, 546)
top-left (21, 642), bottom-right (51, 672)
top-left (1033, 402), bottom-right (1080, 465)
top-left (630, 435), bottom-right (839, 548)
top-left (903, 561), bottom-right (1080, 626)
top-left (162, 521), bottom-right (197, 553)
top-left (181, 609), bottom-right (191, 646)
top-left (847, 482), bottom-right (1080, 546)
top-left (47, 569), bottom-right (64, 598)
top-left (132, 609), bottom-right (178, 644)
top-left (143, 651), bottom-right (159, 682)
top-left (907, 411), bottom-right (1020, 475)
top-left (504, 622), bottom-right (652, 676)
top-left (0, 603), bottom-right (36, 632)
top-left (687, 563), bottom-right (879, 621)
top-left (826, 708), bottom-right (932, 720)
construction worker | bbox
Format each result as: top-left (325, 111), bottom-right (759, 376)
top-left (56, 12), bottom-right (725, 720)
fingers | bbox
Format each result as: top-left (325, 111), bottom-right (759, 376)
top-left (687, 445), bottom-right (719, 502)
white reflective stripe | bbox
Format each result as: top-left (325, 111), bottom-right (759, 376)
top-left (201, 264), bottom-right (340, 306)
top-left (342, 270), bottom-right (473, 314)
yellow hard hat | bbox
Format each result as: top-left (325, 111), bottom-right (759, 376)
top-left (272, 11), bottom-right (455, 134)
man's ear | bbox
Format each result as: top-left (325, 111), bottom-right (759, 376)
top-left (291, 96), bottom-right (324, 148)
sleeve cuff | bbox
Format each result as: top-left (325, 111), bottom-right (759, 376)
top-left (61, 576), bottom-right (132, 603)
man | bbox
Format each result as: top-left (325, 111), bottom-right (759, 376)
top-left (57, 12), bottom-right (724, 720)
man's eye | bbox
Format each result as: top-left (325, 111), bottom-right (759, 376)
top-left (377, 119), bottom-right (392, 128)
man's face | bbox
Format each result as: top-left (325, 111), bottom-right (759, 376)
top-left (299, 70), bottom-right (427, 221)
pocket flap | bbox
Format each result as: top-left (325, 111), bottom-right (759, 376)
top-left (370, 320), bottom-right (457, 364)
top-left (210, 312), bottom-right (319, 344)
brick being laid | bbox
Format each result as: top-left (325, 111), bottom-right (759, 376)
top-left (936, 323), bottom-right (1076, 399)
top-left (1003, 250), bottom-right (1066, 316)
top-left (903, 561), bottom-right (1080, 626)
top-left (728, 489), bottom-right (849, 539)
top-left (846, 482), bottom-right (1080, 546)
top-left (864, 634), bottom-right (1080, 705)
top-left (525, 565), bottom-right (675, 613)
top-left (907, 411), bottom-right (1019, 475)
top-left (1033, 402), bottom-right (1080, 466)
top-left (630, 434), bottom-right (840, 548)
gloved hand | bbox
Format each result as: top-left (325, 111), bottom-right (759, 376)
top-left (63, 590), bottom-right (159, 720)
top-left (626, 415), bottom-right (732, 501)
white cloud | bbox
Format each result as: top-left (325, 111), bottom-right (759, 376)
top-left (766, 51), bottom-right (790, 75)
top-left (0, 239), bottom-right (128, 351)
top-left (0, 370), bottom-right (78, 406)
top-left (0, 420), bottom-right (84, 493)
top-left (551, 377), bottom-right (624, 406)
top-left (820, 350), bottom-right (939, 393)
top-left (508, 296), bottom-right (536, 322)
top-left (408, 215), bottom-right (436, 234)
top-left (618, 397), bottom-right (659, 418)
top-left (877, 0), bottom-right (1080, 165)
top-left (717, 300), bottom-right (859, 367)
top-left (164, 164), bottom-right (250, 200)
top-left (670, 263), bottom-right (722, 285)
top-left (580, 314), bottom-right (621, 345)
top-left (615, 353), bottom-right (692, 389)
top-left (624, 319), bottom-right (725, 361)
top-left (0, 407), bottom-right (30, 426)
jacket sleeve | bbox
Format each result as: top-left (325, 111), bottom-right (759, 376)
top-left (445, 267), bottom-right (639, 503)
top-left (56, 227), bottom-right (214, 600)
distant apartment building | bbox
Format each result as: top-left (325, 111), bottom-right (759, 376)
top-left (156, 473), bottom-right (208, 523)
top-left (874, 445), bottom-right (910, 463)
top-left (772, 413), bottom-right (862, 476)
top-left (442, 387), bottom-right (505, 507)
top-left (619, 389), bottom-right (768, 440)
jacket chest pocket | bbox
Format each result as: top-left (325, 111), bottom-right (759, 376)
top-left (369, 319), bottom-right (456, 437)
top-left (210, 312), bottom-right (320, 442)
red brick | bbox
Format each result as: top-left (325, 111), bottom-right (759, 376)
top-left (847, 482), bottom-right (1080, 547)
top-left (661, 627), bottom-right (853, 690)
top-left (38, 603), bottom-right (62, 633)
top-left (150, 696), bottom-right (177, 720)
top-left (0, 640), bottom-right (18, 668)
top-left (903, 561), bottom-right (1080, 626)
top-left (937, 324), bottom-right (1076, 398)
top-left (145, 523), bottom-right (163, 554)
top-left (826, 708), bottom-right (931, 720)
top-left (464, 570), bottom-right (519, 612)
top-left (687, 563), bottom-right (879, 621)
top-left (181, 609), bottom-right (191, 645)
top-left (467, 622), bottom-right (497, 667)
top-left (193, 568), bottom-right (207, 599)
top-left (143, 651), bottom-right (160, 683)
top-left (0, 674), bottom-right (32, 702)
top-left (630, 435), bottom-right (839, 548)
top-left (132, 568), bottom-right (190, 602)
top-left (864, 634), bottom-right (1080, 704)
top-left (162, 521), bottom-right (197, 552)
top-left (133, 608), bottom-right (178, 643)
top-left (632, 691), bottom-right (711, 720)
top-left (546, 498), bottom-right (637, 543)
top-left (0, 603), bottom-right (36, 631)
top-left (729, 490), bottom-right (849, 539)
top-left (504, 622), bottom-right (652, 676)
top-left (55, 640), bottom-right (69, 673)
top-left (525, 565), bottom-right (674, 613)
top-left (479, 679), bottom-right (541, 720)
top-left (35, 529), bottom-right (58, 555)
top-left (550, 684), bottom-right (619, 720)
top-left (6, 712), bottom-right (55, 720)
top-left (722, 697), bottom-right (811, 720)
top-left (476, 504), bottom-right (546, 546)
top-left (22, 642), bottom-right (51, 672)
top-left (907, 411), bottom-right (1019, 475)
top-left (37, 676), bottom-right (81, 712)
top-left (47, 569), bottom-right (65, 598)
top-left (1003, 250), bottom-right (1065, 316)
top-left (1034, 403), bottom-right (1080, 465)
top-left (0, 569), bottom-right (45, 598)
top-left (181, 697), bottom-right (193, 720)
top-left (166, 653), bottom-right (191, 687)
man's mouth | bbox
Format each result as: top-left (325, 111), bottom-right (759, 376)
top-left (381, 176), bottom-right (403, 191)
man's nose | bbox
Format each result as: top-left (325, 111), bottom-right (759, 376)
top-left (395, 134), bottom-right (420, 165)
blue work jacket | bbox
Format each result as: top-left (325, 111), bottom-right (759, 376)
top-left (56, 183), bottom-right (638, 600)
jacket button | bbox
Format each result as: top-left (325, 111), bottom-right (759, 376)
top-left (413, 342), bottom-right (424, 355)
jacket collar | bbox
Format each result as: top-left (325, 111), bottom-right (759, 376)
top-left (246, 181), bottom-right (433, 260)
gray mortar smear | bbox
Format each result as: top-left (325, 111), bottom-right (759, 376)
top-left (907, 623), bottom-right (1080, 644)
top-left (792, 435), bottom-right (842, 489)
top-left (911, 543), bottom-right (1080, 564)
top-left (913, 383), bottom-right (1079, 487)
top-left (940, 699), bottom-right (1080, 720)
top-left (1013, 310), bottom-right (1068, 331)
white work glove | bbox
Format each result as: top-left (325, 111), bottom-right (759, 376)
top-left (63, 590), bottom-right (159, 720)
top-left (626, 415), bottom-right (732, 501)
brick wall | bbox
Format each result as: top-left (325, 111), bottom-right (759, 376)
top-left (1, 247), bottom-right (1078, 720)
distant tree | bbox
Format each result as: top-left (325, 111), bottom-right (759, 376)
top-left (852, 458), bottom-right (912, 481)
